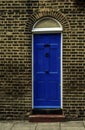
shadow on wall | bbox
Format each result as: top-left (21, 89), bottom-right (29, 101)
top-left (74, 0), bottom-right (85, 10)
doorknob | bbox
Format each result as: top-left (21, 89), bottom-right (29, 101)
top-left (45, 53), bottom-right (49, 57)
top-left (44, 44), bottom-right (50, 47)
top-left (45, 70), bottom-right (49, 74)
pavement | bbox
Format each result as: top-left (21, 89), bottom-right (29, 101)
top-left (0, 120), bottom-right (85, 130)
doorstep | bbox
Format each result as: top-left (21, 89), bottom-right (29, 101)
top-left (29, 109), bottom-right (65, 122)
top-left (29, 114), bottom-right (65, 122)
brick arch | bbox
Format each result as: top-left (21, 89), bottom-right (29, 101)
top-left (27, 10), bottom-right (70, 32)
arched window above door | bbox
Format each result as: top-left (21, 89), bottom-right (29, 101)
top-left (32, 17), bottom-right (63, 33)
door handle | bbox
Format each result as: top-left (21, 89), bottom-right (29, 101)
top-left (44, 44), bottom-right (50, 47)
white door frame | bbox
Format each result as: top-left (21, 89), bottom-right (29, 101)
top-left (32, 18), bottom-right (63, 109)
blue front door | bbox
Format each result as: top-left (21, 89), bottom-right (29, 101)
top-left (33, 33), bottom-right (61, 108)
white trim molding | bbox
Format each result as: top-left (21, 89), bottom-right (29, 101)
top-left (32, 17), bottom-right (63, 109)
top-left (32, 28), bottom-right (62, 33)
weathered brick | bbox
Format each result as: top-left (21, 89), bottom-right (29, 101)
top-left (0, 0), bottom-right (85, 120)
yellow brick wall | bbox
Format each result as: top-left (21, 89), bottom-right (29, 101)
top-left (0, 0), bottom-right (85, 119)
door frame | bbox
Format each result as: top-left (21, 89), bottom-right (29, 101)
top-left (32, 18), bottom-right (63, 109)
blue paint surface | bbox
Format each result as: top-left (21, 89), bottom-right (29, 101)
top-left (33, 34), bottom-right (61, 108)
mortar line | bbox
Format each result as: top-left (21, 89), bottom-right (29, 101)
top-left (35, 123), bottom-right (38, 130)
top-left (10, 121), bottom-right (18, 130)
top-left (82, 120), bottom-right (85, 128)
top-left (59, 122), bottom-right (61, 130)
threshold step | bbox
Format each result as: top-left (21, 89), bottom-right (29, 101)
top-left (29, 114), bottom-right (65, 122)
top-left (32, 109), bottom-right (63, 115)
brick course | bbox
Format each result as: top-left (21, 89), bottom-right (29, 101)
top-left (0, 0), bottom-right (85, 120)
